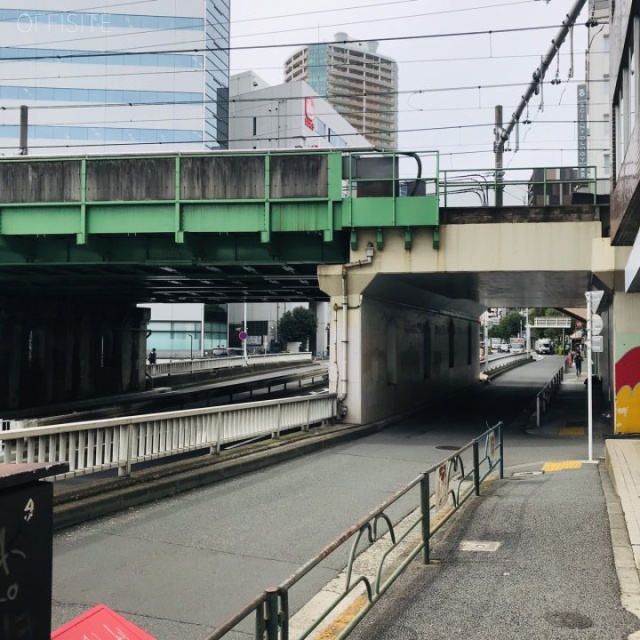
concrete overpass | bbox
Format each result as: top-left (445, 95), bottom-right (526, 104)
top-left (0, 149), bottom-right (632, 432)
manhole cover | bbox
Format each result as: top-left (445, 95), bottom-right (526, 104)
top-left (545, 612), bottom-right (593, 629)
top-left (459, 540), bottom-right (501, 552)
top-left (435, 445), bottom-right (460, 451)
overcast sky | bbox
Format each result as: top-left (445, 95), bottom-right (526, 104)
top-left (230, 0), bottom-right (594, 190)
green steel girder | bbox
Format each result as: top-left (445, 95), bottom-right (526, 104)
top-left (0, 150), bottom-right (440, 267)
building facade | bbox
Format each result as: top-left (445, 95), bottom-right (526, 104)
top-left (229, 71), bottom-right (370, 150)
top-left (284, 33), bottom-right (398, 149)
top-left (607, 0), bottom-right (640, 432)
top-left (0, 0), bottom-right (229, 156)
top-left (585, 0), bottom-right (611, 193)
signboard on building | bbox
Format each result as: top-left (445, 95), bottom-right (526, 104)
top-left (304, 97), bottom-right (315, 130)
top-left (577, 84), bottom-right (588, 179)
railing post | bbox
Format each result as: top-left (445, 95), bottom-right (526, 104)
top-left (472, 440), bottom-right (480, 496)
top-left (499, 424), bottom-right (504, 479)
top-left (421, 473), bottom-right (431, 564)
top-left (279, 589), bottom-right (289, 640)
top-left (265, 587), bottom-right (280, 640)
top-left (536, 396), bottom-right (541, 427)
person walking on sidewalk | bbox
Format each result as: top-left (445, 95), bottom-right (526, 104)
top-left (574, 350), bottom-right (583, 378)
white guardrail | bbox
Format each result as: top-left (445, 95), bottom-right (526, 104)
top-left (149, 352), bottom-right (313, 377)
top-left (0, 394), bottom-right (337, 480)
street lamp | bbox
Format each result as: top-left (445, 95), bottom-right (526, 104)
top-left (187, 333), bottom-right (193, 372)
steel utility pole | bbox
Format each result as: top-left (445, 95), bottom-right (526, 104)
top-left (494, 105), bottom-right (504, 207)
top-left (19, 105), bottom-right (28, 155)
top-left (493, 0), bottom-right (587, 167)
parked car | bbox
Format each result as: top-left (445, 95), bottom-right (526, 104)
top-left (499, 343), bottom-right (510, 353)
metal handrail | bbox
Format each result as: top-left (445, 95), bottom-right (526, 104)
top-left (0, 394), bottom-right (337, 479)
top-left (203, 422), bottom-right (504, 640)
top-left (535, 362), bottom-right (566, 427)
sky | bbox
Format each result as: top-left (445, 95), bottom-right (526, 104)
top-left (229, 0), bottom-right (596, 192)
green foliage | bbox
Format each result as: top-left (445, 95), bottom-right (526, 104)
top-left (488, 311), bottom-right (523, 341)
top-left (278, 306), bottom-right (317, 348)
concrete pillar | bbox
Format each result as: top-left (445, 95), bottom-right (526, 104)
top-left (611, 292), bottom-right (640, 433)
top-left (0, 298), bottom-right (151, 412)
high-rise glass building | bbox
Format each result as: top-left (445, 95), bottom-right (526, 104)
top-left (0, 0), bottom-right (229, 156)
top-left (284, 33), bottom-right (398, 149)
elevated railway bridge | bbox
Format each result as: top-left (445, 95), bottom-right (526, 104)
top-left (0, 148), bottom-right (633, 433)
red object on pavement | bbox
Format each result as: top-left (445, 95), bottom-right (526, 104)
top-left (52, 604), bottom-right (157, 640)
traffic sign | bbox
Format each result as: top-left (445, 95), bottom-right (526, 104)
top-left (238, 330), bottom-right (248, 341)
top-left (592, 335), bottom-right (604, 352)
top-left (586, 290), bottom-right (604, 311)
top-left (591, 314), bottom-right (603, 336)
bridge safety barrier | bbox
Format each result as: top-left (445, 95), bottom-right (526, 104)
top-left (535, 360), bottom-right (567, 427)
top-left (202, 422), bottom-right (504, 640)
top-left (0, 394), bottom-right (337, 479)
top-left (147, 351), bottom-right (314, 377)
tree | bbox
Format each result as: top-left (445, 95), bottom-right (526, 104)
top-left (488, 311), bottom-right (523, 341)
top-left (278, 306), bottom-right (317, 350)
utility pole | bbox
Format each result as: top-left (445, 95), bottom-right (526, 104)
top-left (494, 105), bottom-right (504, 207)
top-left (19, 105), bottom-right (28, 155)
top-left (492, 0), bottom-right (587, 174)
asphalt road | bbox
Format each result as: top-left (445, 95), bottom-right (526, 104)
top-left (51, 356), bottom-right (620, 639)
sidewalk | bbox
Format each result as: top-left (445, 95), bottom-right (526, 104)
top-left (346, 372), bottom-right (640, 640)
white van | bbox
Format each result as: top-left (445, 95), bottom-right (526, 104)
top-left (535, 339), bottom-right (553, 355)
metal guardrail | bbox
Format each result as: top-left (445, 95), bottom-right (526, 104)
top-left (535, 361), bottom-right (566, 427)
top-left (203, 422), bottom-right (504, 640)
top-left (148, 352), bottom-right (314, 377)
top-left (440, 165), bottom-right (599, 207)
top-left (482, 352), bottom-right (532, 375)
top-left (0, 394), bottom-right (337, 479)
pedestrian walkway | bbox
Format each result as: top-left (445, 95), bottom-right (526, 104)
top-left (345, 373), bottom-right (640, 640)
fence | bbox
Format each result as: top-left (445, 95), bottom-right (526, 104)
top-left (203, 422), bottom-right (504, 640)
top-left (535, 361), bottom-right (566, 427)
top-left (148, 352), bottom-right (314, 378)
top-left (0, 394), bottom-right (337, 480)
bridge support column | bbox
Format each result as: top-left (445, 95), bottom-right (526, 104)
top-left (319, 264), bottom-right (482, 425)
top-left (610, 292), bottom-right (640, 433)
top-left (0, 298), bottom-right (150, 412)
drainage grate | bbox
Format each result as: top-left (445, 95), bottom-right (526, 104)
top-left (435, 445), bottom-right (460, 451)
top-left (512, 471), bottom-right (544, 477)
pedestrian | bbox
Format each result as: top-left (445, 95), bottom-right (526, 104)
top-left (574, 350), bottom-right (583, 378)
top-left (148, 348), bottom-right (157, 365)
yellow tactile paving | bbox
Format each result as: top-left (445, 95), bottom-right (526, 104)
top-left (542, 460), bottom-right (583, 472)
top-left (558, 426), bottom-right (586, 436)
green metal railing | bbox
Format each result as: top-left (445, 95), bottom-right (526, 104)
top-left (202, 422), bottom-right (503, 640)
top-left (441, 165), bottom-right (599, 207)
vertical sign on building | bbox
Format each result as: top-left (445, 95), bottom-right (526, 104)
top-left (577, 84), bottom-right (588, 179)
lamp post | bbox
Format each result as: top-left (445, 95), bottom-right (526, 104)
top-left (187, 333), bottom-right (193, 373)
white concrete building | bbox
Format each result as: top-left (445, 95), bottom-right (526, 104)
top-left (585, 0), bottom-right (611, 194)
top-left (284, 33), bottom-right (398, 149)
top-left (229, 71), bottom-right (370, 150)
top-left (0, 0), bottom-right (229, 156)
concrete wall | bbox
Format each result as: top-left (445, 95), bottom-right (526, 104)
top-left (612, 292), bottom-right (640, 433)
top-left (349, 296), bottom-right (479, 423)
